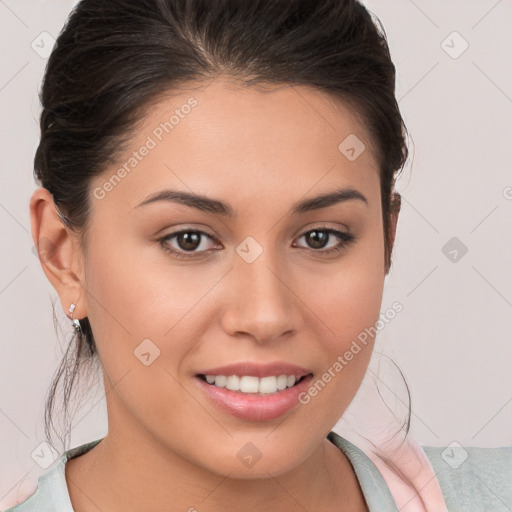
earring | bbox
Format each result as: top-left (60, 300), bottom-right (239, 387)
top-left (68, 303), bottom-right (82, 332)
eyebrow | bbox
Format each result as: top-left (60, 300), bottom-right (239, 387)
top-left (133, 187), bottom-right (368, 216)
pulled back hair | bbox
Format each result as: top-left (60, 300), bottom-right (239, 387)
top-left (35, 0), bottom-right (410, 452)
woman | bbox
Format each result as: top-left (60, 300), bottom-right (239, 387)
top-left (5, 0), bottom-right (510, 511)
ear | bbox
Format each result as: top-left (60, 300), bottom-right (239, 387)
top-left (29, 187), bottom-right (87, 321)
top-left (385, 192), bottom-right (401, 275)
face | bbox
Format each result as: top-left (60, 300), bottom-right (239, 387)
top-left (53, 77), bottom-right (395, 478)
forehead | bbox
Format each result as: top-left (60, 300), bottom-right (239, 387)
top-left (91, 77), bottom-right (380, 210)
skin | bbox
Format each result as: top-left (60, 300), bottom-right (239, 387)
top-left (30, 76), bottom-right (400, 512)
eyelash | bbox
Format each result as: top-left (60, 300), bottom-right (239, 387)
top-left (158, 227), bottom-right (356, 259)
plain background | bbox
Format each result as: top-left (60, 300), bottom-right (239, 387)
top-left (1, 0), bottom-right (511, 506)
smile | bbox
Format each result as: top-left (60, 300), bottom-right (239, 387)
top-left (198, 374), bottom-right (309, 394)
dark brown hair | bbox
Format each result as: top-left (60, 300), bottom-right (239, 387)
top-left (35, 0), bottom-right (409, 450)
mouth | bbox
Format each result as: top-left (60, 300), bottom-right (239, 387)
top-left (196, 373), bottom-right (312, 395)
top-left (194, 371), bottom-right (315, 421)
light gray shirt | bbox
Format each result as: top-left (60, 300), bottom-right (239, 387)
top-left (4, 432), bottom-right (511, 511)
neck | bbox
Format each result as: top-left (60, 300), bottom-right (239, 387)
top-left (66, 427), bottom-right (367, 512)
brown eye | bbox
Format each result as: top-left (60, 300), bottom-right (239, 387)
top-left (304, 230), bottom-right (330, 249)
top-left (294, 228), bottom-right (356, 255)
top-left (175, 232), bottom-right (202, 251)
top-left (159, 229), bottom-right (219, 258)
top-left (158, 227), bottom-right (356, 260)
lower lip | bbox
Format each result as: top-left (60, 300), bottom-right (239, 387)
top-left (195, 374), bottom-right (314, 421)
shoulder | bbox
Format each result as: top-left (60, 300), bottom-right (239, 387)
top-left (2, 460), bottom-right (67, 512)
top-left (421, 443), bottom-right (512, 510)
top-left (2, 438), bottom-right (104, 512)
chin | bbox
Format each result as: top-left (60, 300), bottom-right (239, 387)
top-left (193, 439), bottom-right (310, 480)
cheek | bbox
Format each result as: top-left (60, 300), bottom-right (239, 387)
top-left (84, 223), bottom-right (185, 338)
top-left (82, 234), bottom-right (200, 430)
top-left (298, 225), bottom-right (385, 411)
top-left (83, 226), bottom-right (215, 384)
top-left (309, 222), bottom-right (385, 342)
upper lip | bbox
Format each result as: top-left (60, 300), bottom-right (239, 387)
top-left (196, 361), bottom-right (312, 378)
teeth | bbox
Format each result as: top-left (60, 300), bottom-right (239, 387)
top-left (214, 375), bottom-right (226, 387)
top-left (240, 376), bottom-right (259, 393)
top-left (204, 374), bottom-right (301, 394)
top-left (226, 375), bottom-right (240, 391)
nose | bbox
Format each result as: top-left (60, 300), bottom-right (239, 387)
top-left (219, 246), bottom-right (302, 345)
